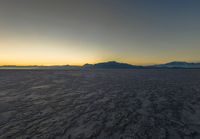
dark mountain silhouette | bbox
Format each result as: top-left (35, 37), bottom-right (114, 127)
top-left (83, 61), bottom-right (200, 69)
top-left (153, 61), bottom-right (200, 68)
top-left (83, 61), bottom-right (143, 69)
top-left (1, 61), bottom-right (200, 69)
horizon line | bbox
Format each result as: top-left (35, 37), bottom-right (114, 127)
top-left (0, 60), bottom-right (200, 67)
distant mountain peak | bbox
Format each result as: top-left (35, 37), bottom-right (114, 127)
top-left (165, 61), bottom-right (189, 64)
top-left (155, 61), bottom-right (200, 68)
top-left (83, 61), bottom-right (142, 69)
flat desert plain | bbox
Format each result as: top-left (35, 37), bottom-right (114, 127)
top-left (0, 69), bottom-right (200, 139)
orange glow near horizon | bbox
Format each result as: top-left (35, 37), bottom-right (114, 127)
top-left (1, 26), bottom-right (200, 66)
top-left (0, 34), bottom-right (199, 66)
top-left (0, 1), bottom-right (200, 66)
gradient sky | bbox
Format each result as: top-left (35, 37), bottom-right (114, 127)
top-left (0, 0), bottom-right (200, 66)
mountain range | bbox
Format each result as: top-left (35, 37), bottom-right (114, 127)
top-left (83, 61), bottom-right (143, 69)
top-left (153, 61), bottom-right (200, 68)
top-left (1, 61), bottom-right (200, 69)
top-left (83, 61), bottom-right (200, 69)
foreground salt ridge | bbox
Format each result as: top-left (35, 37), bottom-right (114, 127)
top-left (0, 70), bottom-right (200, 139)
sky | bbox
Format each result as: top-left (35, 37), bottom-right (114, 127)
top-left (0, 0), bottom-right (200, 66)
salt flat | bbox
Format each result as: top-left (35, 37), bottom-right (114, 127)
top-left (0, 69), bottom-right (200, 139)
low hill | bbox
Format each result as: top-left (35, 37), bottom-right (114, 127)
top-left (154, 61), bottom-right (200, 68)
top-left (83, 61), bottom-right (143, 69)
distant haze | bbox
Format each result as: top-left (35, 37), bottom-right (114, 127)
top-left (0, 0), bottom-right (200, 66)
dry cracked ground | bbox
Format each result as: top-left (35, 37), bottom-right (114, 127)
top-left (0, 69), bottom-right (200, 139)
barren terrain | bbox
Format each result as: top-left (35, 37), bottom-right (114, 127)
top-left (0, 69), bottom-right (200, 139)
